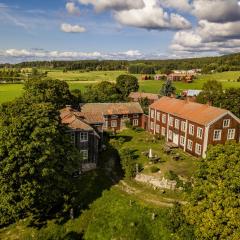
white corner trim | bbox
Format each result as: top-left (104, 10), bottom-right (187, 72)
top-left (202, 125), bottom-right (209, 158)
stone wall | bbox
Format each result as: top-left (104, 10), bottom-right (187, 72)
top-left (135, 174), bottom-right (177, 190)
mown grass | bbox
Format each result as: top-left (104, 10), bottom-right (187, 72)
top-left (0, 70), bottom-right (239, 104)
top-left (113, 129), bottom-right (198, 179)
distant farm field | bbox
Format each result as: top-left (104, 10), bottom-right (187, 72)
top-left (0, 70), bottom-right (239, 104)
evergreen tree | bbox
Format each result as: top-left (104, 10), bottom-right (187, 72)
top-left (160, 80), bottom-right (176, 96)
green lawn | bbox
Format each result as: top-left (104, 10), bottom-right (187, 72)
top-left (0, 70), bottom-right (239, 104)
top-left (47, 70), bottom-right (128, 81)
top-left (112, 129), bottom-right (198, 179)
top-left (0, 84), bottom-right (23, 104)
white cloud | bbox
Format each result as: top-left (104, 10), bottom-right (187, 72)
top-left (66, 2), bottom-right (81, 15)
top-left (78, 0), bottom-right (144, 12)
top-left (114, 0), bottom-right (191, 30)
top-left (0, 49), bottom-right (147, 62)
top-left (192, 0), bottom-right (240, 22)
top-left (170, 20), bottom-right (240, 54)
top-left (61, 23), bottom-right (86, 33)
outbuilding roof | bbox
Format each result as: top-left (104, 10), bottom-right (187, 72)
top-left (128, 92), bottom-right (160, 100)
top-left (80, 102), bottom-right (144, 116)
top-left (150, 97), bottom-right (231, 126)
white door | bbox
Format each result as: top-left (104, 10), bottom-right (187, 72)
top-left (173, 133), bottom-right (179, 146)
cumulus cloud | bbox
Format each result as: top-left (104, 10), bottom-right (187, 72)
top-left (61, 23), bottom-right (86, 33)
top-left (192, 0), bottom-right (240, 22)
top-left (0, 49), bottom-right (148, 63)
top-left (78, 0), bottom-right (144, 12)
top-left (114, 0), bottom-right (191, 30)
top-left (170, 19), bottom-right (240, 54)
top-left (66, 2), bottom-right (81, 15)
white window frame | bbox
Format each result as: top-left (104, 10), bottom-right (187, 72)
top-left (180, 136), bottom-right (185, 146)
top-left (197, 127), bottom-right (203, 139)
top-left (223, 119), bottom-right (230, 128)
top-left (161, 127), bottom-right (166, 136)
top-left (156, 112), bottom-right (160, 121)
top-left (169, 116), bottom-right (174, 127)
top-left (122, 114), bottom-right (128, 119)
top-left (80, 150), bottom-right (88, 160)
top-left (162, 114), bottom-right (166, 124)
top-left (150, 121), bottom-right (154, 130)
top-left (213, 130), bottom-right (222, 141)
top-left (156, 124), bottom-right (160, 133)
top-left (175, 119), bottom-right (180, 129)
top-left (151, 109), bottom-right (155, 118)
top-left (189, 124), bottom-right (194, 136)
top-left (195, 143), bottom-right (202, 155)
top-left (227, 129), bottom-right (235, 140)
top-left (181, 121), bottom-right (186, 132)
top-left (80, 132), bottom-right (88, 142)
top-left (133, 114), bottom-right (139, 118)
top-left (168, 130), bottom-right (173, 140)
top-left (187, 139), bottom-right (193, 151)
top-left (111, 120), bottom-right (118, 128)
top-left (133, 119), bottom-right (139, 127)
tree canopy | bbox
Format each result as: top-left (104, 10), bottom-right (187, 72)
top-left (197, 81), bottom-right (240, 118)
top-left (83, 81), bottom-right (122, 103)
top-left (0, 98), bottom-right (80, 226)
top-left (23, 79), bottom-right (74, 109)
top-left (116, 75), bottom-right (139, 99)
top-left (184, 142), bottom-right (240, 239)
top-left (196, 80), bottom-right (223, 105)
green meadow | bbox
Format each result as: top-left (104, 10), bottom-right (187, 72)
top-left (0, 70), bottom-right (239, 104)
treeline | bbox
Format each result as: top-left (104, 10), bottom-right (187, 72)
top-left (1, 53), bottom-right (240, 73)
top-left (0, 69), bottom-right (22, 82)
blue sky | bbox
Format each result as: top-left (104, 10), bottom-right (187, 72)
top-left (0, 0), bottom-right (240, 62)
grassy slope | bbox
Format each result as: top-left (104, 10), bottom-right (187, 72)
top-left (0, 70), bottom-right (239, 103)
top-left (0, 188), bottom-right (173, 240)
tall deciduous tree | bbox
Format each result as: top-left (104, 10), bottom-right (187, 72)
top-left (0, 99), bottom-right (80, 226)
top-left (83, 81), bottom-right (121, 103)
top-left (184, 142), bottom-right (240, 240)
top-left (217, 88), bottom-right (240, 118)
top-left (196, 80), bottom-right (223, 105)
top-left (23, 79), bottom-right (73, 109)
top-left (116, 75), bottom-right (139, 99)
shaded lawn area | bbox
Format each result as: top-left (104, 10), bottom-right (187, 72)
top-left (0, 188), bottom-right (173, 240)
top-left (113, 129), bottom-right (198, 179)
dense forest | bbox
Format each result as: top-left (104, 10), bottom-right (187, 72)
top-left (0, 53), bottom-right (240, 73)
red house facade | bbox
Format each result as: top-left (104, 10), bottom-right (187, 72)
top-left (149, 97), bottom-right (240, 158)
